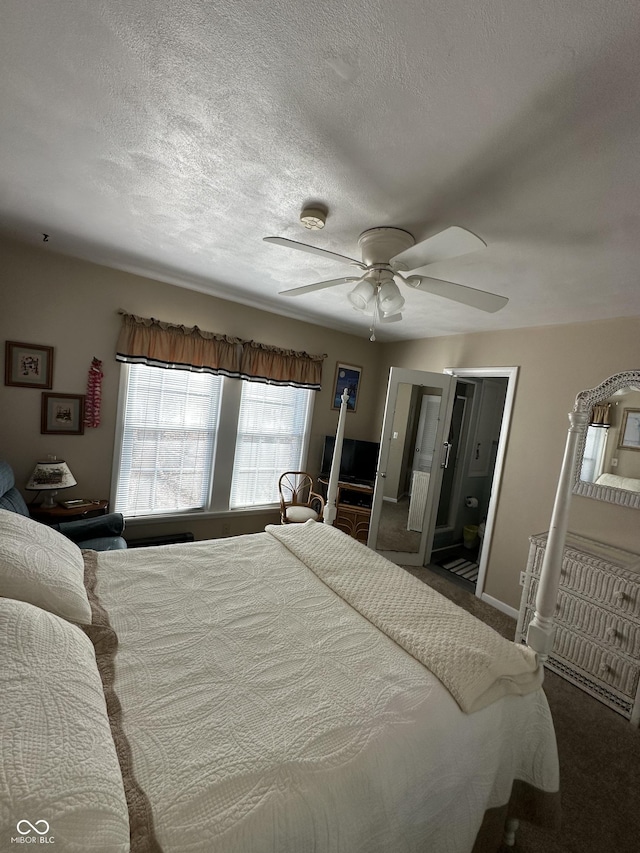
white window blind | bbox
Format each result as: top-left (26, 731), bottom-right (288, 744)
top-left (114, 364), bottom-right (223, 516)
top-left (230, 383), bottom-right (312, 508)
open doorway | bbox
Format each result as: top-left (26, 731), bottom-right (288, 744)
top-left (428, 366), bottom-right (518, 602)
top-left (368, 365), bottom-right (518, 605)
top-left (428, 376), bottom-right (508, 591)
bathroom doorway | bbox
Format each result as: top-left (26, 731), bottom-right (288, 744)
top-left (429, 367), bottom-right (518, 601)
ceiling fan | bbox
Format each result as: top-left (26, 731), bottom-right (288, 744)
top-left (264, 224), bottom-right (508, 339)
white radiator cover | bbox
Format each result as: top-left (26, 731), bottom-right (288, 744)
top-left (408, 471), bottom-right (431, 532)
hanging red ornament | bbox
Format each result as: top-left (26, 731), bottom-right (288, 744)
top-left (84, 357), bottom-right (103, 428)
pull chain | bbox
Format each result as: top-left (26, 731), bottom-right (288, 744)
top-left (369, 287), bottom-right (379, 341)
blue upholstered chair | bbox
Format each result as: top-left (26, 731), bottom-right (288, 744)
top-left (0, 459), bottom-right (127, 551)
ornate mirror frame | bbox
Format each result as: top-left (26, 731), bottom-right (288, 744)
top-left (572, 370), bottom-right (640, 509)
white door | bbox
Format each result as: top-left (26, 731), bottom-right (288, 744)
top-left (368, 367), bottom-right (455, 566)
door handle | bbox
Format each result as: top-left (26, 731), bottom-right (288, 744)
top-left (379, 472), bottom-right (386, 478)
top-left (441, 442), bottom-right (452, 468)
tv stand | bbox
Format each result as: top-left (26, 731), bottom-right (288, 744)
top-left (319, 479), bottom-right (374, 544)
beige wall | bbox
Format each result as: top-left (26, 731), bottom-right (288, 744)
top-left (3, 235), bottom-right (639, 609)
top-left (379, 316), bottom-right (640, 608)
top-left (0, 236), bottom-right (384, 540)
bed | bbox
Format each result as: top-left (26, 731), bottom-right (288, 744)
top-left (595, 472), bottom-right (640, 492)
top-left (1, 391), bottom-right (562, 853)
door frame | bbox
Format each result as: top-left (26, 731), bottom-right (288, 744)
top-left (443, 366), bottom-right (519, 611)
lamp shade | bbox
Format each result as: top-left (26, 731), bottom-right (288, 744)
top-left (378, 280), bottom-right (405, 316)
top-left (26, 459), bottom-right (77, 491)
top-left (348, 279), bottom-right (376, 311)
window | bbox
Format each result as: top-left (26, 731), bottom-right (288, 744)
top-left (114, 365), bottom-right (223, 516)
top-left (580, 424), bottom-right (609, 484)
top-left (113, 364), bottom-right (313, 517)
top-left (230, 382), bottom-right (312, 508)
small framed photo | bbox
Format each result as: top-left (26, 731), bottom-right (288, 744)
top-left (332, 362), bottom-right (362, 412)
top-left (41, 393), bottom-right (85, 435)
top-left (5, 341), bottom-right (53, 389)
top-left (618, 408), bottom-right (640, 451)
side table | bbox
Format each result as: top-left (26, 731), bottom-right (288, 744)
top-left (29, 500), bottom-right (109, 524)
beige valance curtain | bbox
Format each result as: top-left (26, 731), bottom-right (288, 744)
top-left (591, 403), bottom-right (611, 425)
top-left (240, 341), bottom-right (325, 389)
top-left (116, 312), bottom-right (242, 376)
top-left (116, 312), bottom-right (326, 390)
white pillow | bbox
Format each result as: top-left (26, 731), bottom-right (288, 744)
top-left (285, 505), bottom-right (320, 522)
top-left (0, 508), bottom-right (91, 624)
top-left (0, 597), bottom-right (130, 851)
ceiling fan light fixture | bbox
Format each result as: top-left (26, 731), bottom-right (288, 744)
top-left (378, 280), bottom-right (405, 316)
top-left (348, 279), bottom-right (376, 310)
top-left (266, 222), bottom-right (501, 333)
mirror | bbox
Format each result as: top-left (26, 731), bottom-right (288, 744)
top-left (573, 370), bottom-right (640, 508)
top-left (374, 383), bottom-right (443, 553)
top-left (368, 367), bottom-right (455, 567)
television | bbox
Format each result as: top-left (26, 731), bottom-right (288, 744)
top-left (320, 436), bottom-right (380, 486)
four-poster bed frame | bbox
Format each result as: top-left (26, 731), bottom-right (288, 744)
top-left (322, 387), bottom-right (350, 528)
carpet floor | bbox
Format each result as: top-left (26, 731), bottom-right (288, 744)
top-left (405, 564), bottom-right (640, 853)
top-left (374, 497), bottom-right (422, 552)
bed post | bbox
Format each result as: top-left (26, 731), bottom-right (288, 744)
top-left (323, 388), bottom-right (350, 526)
top-left (526, 407), bottom-right (589, 661)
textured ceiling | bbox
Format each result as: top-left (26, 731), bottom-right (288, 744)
top-left (2, 0), bottom-right (640, 340)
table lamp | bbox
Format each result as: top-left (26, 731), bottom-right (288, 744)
top-left (26, 457), bottom-right (77, 507)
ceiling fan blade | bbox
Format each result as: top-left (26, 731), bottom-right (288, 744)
top-left (279, 276), bottom-right (361, 297)
top-left (391, 226), bottom-right (486, 271)
top-left (408, 275), bottom-right (508, 313)
top-left (264, 237), bottom-right (366, 269)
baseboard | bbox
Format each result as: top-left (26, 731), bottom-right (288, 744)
top-left (127, 532), bottom-right (195, 548)
top-left (480, 592), bottom-right (518, 621)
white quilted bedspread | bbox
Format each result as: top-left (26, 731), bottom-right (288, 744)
top-left (96, 525), bottom-right (558, 853)
top-left (268, 521), bottom-right (542, 713)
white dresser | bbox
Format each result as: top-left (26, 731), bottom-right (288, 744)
top-left (516, 532), bottom-right (640, 725)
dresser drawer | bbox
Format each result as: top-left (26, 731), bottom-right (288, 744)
top-left (530, 544), bottom-right (640, 619)
top-left (526, 580), bottom-right (640, 658)
top-left (522, 608), bottom-right (640, 700)
top-left (552, 622), bottom-right (640, 698)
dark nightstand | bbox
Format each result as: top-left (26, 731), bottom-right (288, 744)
top-left (29, 500), bottom-right (109, 524)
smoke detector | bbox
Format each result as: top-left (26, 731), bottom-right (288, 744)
top-left (300, 206), bottom-right (327, 230)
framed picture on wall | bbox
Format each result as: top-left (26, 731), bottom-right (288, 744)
top-left (332, 362), bottom-right (362, 412)
top-left (5, 341), bottom-right (54, 389)
top-left (618, 408), bottom-right (640, 451)
top-left (41, 393), bottom-right (85, 435)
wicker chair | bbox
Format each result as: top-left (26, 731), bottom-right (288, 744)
top-left (278, 472), bottom-right (325, 524)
